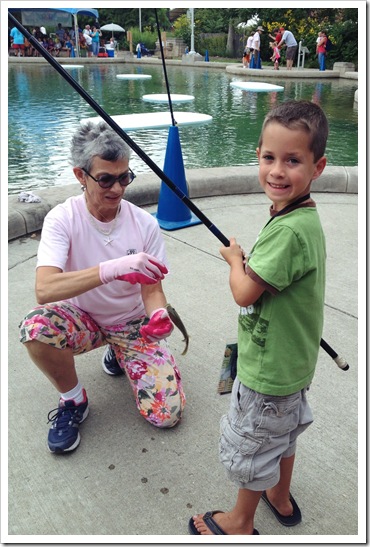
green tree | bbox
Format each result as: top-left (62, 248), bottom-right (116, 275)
top-left (98, 8), bottom-right (170, 32)
top-left (173, 14), bottom-right (191, 45)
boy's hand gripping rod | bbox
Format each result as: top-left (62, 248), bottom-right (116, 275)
top-left (9, 13), bottom-right (349, 372)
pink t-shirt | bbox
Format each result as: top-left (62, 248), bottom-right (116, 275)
top-left (37, 195), bottom-right (168, 326)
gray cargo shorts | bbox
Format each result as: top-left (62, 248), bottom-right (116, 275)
top-left (219, 379), bottom-right (313, 491)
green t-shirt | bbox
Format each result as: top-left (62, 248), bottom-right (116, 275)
top-left (237, 207), bottom-right (326, 396)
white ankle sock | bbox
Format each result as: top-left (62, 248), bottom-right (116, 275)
top-left (60, 381), bottom-right (84, 404)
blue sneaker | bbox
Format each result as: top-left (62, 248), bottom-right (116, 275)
top-left (47, 389), bottom-right (89, 453)
top-left (102, 345), bottom-right (124, 376)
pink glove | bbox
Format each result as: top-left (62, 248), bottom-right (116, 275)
top-left (140, 308), bottom-right (174, 342)
top-left (99, 253), bottom-right (168, 285)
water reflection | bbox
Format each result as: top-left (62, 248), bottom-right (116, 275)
top-left (8, 64), bottom-right (358, 194)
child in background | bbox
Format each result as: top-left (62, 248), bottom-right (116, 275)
top-left (189, 100), bottom-right (328, 536)
top-left (242, 47), bottom-right (250, 68)
top-left (65, 36), bottom-right (74, 57)
top-left (270, 41), bottom-right (281, 70)
top-left (54, 38), bottom-right (62, 56)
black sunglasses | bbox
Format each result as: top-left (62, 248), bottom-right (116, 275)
top-left (82, 167), bottom-right (136, 189)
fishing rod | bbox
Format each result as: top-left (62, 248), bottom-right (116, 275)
top-left (154, 8), bottom-right (176, 127)
top-left (8, 13), bottom-right (349, 372)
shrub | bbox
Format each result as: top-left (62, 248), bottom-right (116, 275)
top-left (173, 14), bottom-right (191, 45)
top-left (196, 34), bottom-right (228, 57)
top-left (123, 28), bottom-right (157, 51)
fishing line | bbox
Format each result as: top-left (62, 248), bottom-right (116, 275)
top-left (8, 12), bottom-right (349, 371)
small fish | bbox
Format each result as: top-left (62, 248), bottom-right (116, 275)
top-left (165, 303), bottom-right (189, 355)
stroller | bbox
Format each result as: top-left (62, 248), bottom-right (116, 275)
top-left (139, 43), bottom-right (151, 56)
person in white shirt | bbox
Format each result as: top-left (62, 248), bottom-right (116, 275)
top-left (19, 121), bottom-right (186, 454)
top-left (246, 32), bottom-right (254, 51)
top-left (251, 26), bottom-right (264, 68)
top-left (84, 30), bottom-right (93, 57)
top-left (242, 32), bottom-right (254, 68)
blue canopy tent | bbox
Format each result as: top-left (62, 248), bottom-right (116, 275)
top-left (8, 7), bottom-right (99, 57)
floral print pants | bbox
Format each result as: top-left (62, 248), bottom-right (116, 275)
top-left (19, 301), bottom-right (186, 428)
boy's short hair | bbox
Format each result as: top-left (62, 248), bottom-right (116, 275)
top-left (258, 100), bottom-right (329, 161)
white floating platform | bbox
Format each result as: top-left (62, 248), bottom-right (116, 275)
top-left (230, 81), bottom-right (284, 92)
top-left (81, 111), bottom-right (213, 130)
top-left (116, 74), bottom-right (152, 80)
top-left (61, 65), bottom-right (84, 69)
top-left (142, 94), bottom-right (195, 103)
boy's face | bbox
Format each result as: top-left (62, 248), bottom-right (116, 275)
top-left (256, 122), bottom-right (326, 211)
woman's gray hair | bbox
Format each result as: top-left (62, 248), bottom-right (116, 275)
top-left (70, 121), bottom-right (131, 171)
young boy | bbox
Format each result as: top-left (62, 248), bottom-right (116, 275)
top-left (189, 100), bottom-right (328, 535)
top-left (242, 48), bottom-right (250, 68)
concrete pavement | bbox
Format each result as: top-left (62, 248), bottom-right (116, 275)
top-left (6, 171), bottom-right (362, 541)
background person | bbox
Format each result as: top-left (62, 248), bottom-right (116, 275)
top-left (268, 27), bottom-right (282, 47)
top-left (65, 34), bottom-right (74, 57)
top-left (83, 24), bottom-right (92, 37)
top-left (84, 30), bottom-right (93, 57)
top-left (189, 100), bottom-right (328, 536)
top-left (270, 40), bottom-right (280, 69)
top-left (251, 26), bottom-right (264, 68)
top-left (19, 121), bottom-right (186, 455)
top-left (246, 31), bottom-right (254, 56)
top-left (316, 30), bottom-right (328, 71)
top-left (10, 25), bottom-right (25, 56)
top-left (55, 23), bottom-right (66, 46)
top-left (242, 46), bottom-right (250, 68)
top-left (107, 37), bottom-right (116, 49)
top-left (277, 27), bottom-right (298, 70)
top-left (91, 25), bottom-right (102, 56)
top-left (78, 30), bottom-right (87, 52)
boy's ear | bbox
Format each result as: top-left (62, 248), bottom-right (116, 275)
top-left (256, 147), bottom-right (260, 161)
top-left (312, 156), bottom-right (327, 180)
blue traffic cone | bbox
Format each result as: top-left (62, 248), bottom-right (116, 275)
top-left (153, 125), bottom-right (201, 231)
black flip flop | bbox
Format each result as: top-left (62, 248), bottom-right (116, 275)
top-left (261, 491), bottom-right (302, 526)
top-left (188, 510), bottom-right (259, 535)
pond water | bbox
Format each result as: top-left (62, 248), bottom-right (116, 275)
top-left (8, 63), bottom-right (358, 195)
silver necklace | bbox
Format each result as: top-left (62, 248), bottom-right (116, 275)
top-left (84, 196), bottom-right (121, 245)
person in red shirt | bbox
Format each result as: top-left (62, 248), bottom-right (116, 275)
top-left (316, 31), bottom-right (328, 71)
top-left (268, 27), bottom-right (282, 48)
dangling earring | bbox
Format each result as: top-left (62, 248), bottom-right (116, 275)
top-left (81, 185), bottom-right (86, 191)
